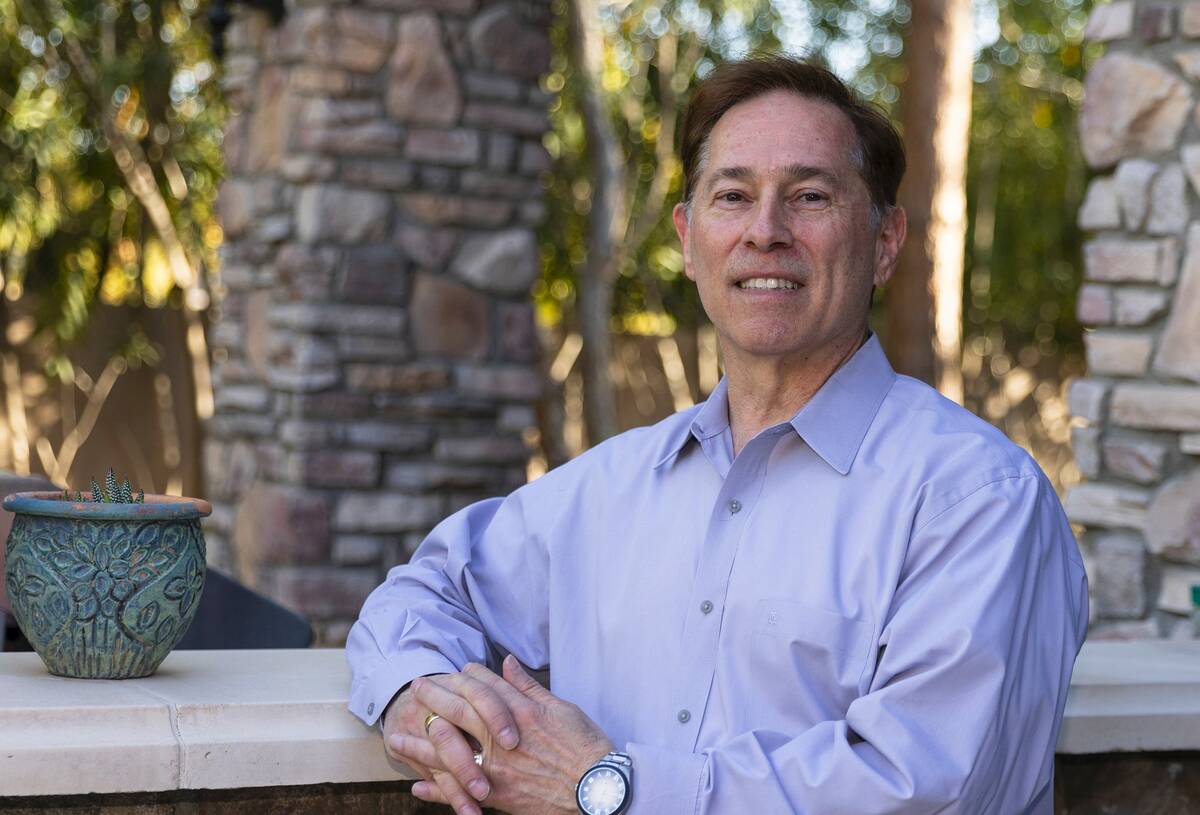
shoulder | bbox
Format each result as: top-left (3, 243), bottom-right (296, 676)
top-left (870, 378), bottom-right (1082, 580)
top-left (871, 374), bottom-right (1051, 523)
top-left (882, 373), bottom-right (1039, 471)
top-left (515, 405), bottom-right (701, 498)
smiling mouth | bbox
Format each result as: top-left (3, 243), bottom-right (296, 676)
top-left (735, 277), bottom-right (802, 290)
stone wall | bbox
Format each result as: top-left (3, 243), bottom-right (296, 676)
top-left (207, 0), bottom-right (552, 643)
top-left (1070, 0), bottom-right (1200, 638)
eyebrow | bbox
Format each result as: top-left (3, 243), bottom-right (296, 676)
top-left (704, 164), bottom-right (842, 193)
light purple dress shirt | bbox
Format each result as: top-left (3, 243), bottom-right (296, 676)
top-left (347, 335), bottom-right (1088, 814)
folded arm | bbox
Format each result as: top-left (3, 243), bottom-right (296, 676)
top-left (347, 489), bottom-right (552, 727)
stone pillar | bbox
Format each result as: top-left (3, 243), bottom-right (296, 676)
top-left (1070, 1), bottom-right (1200, 639)
top-left (207, 0), bottom-right (552, 643)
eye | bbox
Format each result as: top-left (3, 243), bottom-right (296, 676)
top-left (793, 190), bottom-right (830, 208)
top-left (716, 190), bottom-right (748, 204)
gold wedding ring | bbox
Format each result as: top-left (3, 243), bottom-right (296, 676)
top-left (423, 711), bottom-right (483, 766)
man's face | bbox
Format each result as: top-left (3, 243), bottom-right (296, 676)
top-left (673, 90), bottom-right (905, 368)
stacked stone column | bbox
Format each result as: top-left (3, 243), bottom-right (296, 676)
top-left (208, 0), bottom-right (552, 643)
top-left (1069, 1), bottom-right (1200, 637)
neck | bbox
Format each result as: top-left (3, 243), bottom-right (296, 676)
top-left (723, 329), bottom-right (869, 456)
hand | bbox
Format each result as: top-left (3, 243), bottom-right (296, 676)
top-left (381, 671), bottom-right (521, 815)
top-left (394, 655), bottom-right (614, 815)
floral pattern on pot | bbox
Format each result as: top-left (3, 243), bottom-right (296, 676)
top-left (5, 513), bottom-right (206, 678)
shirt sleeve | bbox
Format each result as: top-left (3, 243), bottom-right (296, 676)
top-left (345, 486), bottom-right (552, 727)
top-left (626, 472), bottom-right (1089, 815)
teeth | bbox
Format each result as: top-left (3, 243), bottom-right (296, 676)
top-left (738, 278), bottom-right (799, 290)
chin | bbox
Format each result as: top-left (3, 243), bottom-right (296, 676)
top-left (729, 336), bottom-right (814, 360)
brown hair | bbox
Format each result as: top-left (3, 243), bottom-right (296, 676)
top-left (680, 55), bottom-right (905, 219)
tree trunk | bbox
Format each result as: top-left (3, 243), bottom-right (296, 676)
top-left (885, 0), bottom-right (974, 402)
top-left (568, 0), bottom-right (625, 445)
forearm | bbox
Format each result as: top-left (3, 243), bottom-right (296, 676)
top-left (347, 493), bottom-right (552, 726)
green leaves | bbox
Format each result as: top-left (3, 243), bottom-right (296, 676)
top-left (1, 0), bottom-right (224, 362)
top-left (80, 467), bottom-right (144, 503)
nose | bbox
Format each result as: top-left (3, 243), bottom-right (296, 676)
top-left (743, 197), bottom-right (792, 251)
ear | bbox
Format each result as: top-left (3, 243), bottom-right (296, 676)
top-left (872, 205), bottom-right (907, 288)
top-left (672, 202), bottom-right (696, 282)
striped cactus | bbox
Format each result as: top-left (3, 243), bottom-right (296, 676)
top-left (77, 470), bottom-right (146, 503)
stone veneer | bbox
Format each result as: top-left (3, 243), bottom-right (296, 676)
top-left (207, 0), bottom-right (553, 643)
top-left (1070, 0), bottom-right (1200, 638)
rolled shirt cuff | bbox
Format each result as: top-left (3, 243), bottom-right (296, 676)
top-left (624, 741), bottom-right (707, 815)
top-left (348, 650), bottom-right (460, 728)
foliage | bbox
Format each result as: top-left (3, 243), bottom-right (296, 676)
top-left (0, 0), bottom-right (222, 486)
top-left (0, 0), bottom-right (223, 366)
top-left (66, 466), bottom-right (144, 502)
top-left (956, 0), bottom-right (1096, 485)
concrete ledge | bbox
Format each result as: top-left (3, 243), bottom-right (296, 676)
top-left (1, 641), bottom-right (1198, 796)
top-left (1057, 640), bottom-right (1200, 754)
top-left (0, 648), bottom-right (416, 796)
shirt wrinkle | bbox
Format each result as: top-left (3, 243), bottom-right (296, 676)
top-left (913, 471), bottom-right (1038, 535)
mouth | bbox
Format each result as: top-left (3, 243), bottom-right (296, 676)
top-left (734, 277), bottom-right (803, 291)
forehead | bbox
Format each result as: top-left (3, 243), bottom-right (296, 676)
top-left (704, 90), bottom-right (858, 175)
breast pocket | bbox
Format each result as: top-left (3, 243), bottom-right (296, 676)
top-left (751, 599), bottom-right (873, 722)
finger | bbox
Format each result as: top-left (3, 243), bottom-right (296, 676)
top-left (411, 779), bottom-right (450, 805)
top-left (502, 654), bottom-right (554, 701)
top-left (433, 769), bottom-right (483, 815)
top-left (425, 716), bottom-right (492, 802)
top-left (413, 675), bottom-right (492, 745)
top-left (465, 659), bottom-right (540, 715)
top-left (387, 733), bottom-right (442, 773)
top-left (441, 667), bottom-right (521, 749)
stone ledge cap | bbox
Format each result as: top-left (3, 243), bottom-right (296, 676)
top-left (0, 648), bottom-right (414, 796)
top-left (1058, 640), bottom-right (1200, 754)
top-left (3, 643), bottom-right (1199, 794)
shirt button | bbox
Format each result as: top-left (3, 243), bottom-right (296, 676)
top-left (700, 600), bottom-right (713, 614)
top-left (677, 709), bottom-right (691, 724)
top-left (729, 499), bottom-right (742, 514)
top-left (367, 702), bottom-right (375, 715)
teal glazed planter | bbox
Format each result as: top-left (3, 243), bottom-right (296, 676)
top-left (3, 491), bottom-right (211, 678)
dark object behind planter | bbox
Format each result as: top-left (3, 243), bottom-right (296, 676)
top-left (3, 491), bottom-right (211, 678)
top-left (175, 566), bottom-right (313, 649)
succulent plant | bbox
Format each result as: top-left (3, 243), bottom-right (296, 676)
top-left (64, 468), bottom-right (145, 504)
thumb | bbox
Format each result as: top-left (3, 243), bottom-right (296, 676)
top-left (503, 654), bottom-right (550, 699)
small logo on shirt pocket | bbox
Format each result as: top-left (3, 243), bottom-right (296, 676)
top-left (754, 599), bottom-right (872, 671)
top-left (749, 599), bottom-right (873, 722)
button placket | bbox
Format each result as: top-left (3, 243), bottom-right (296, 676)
top-left (673, 435), bottom-right (777, 750)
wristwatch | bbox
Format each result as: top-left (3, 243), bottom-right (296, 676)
top-left (576, 751), bottom-right (633, 815)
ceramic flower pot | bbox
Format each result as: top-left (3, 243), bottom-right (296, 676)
top-left (2, 491), bottom-right (211, 678)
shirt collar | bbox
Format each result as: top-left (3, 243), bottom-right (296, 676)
top-left (652, 334), bottom-right (896, 475)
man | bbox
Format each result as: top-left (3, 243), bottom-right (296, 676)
top-left (347, 55), bottom-right (1088, 815)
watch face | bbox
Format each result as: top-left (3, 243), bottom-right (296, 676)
top-left (578, 765), bottom-right (628, 815)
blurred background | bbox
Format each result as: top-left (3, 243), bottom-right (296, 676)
top-left (0, 0), bottom-right (1094, 501)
